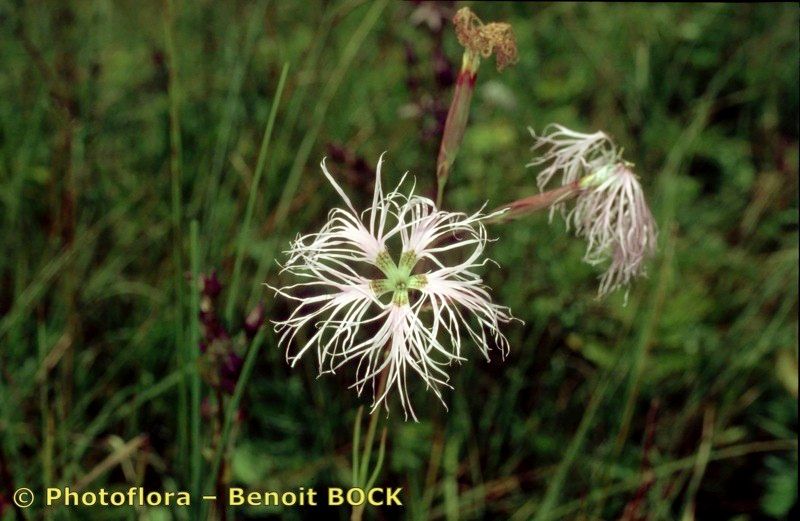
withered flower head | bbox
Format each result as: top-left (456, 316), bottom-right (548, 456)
top-left (453, 7), bottom-right (518, 71)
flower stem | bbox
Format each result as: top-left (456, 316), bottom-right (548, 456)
top-left (486, 182), bottom-right (581, 224)
top-left (436, 52), bottom-right (479, 208)
top-left (189, 220), bottom-right (202, 518)
top-left (163, 0), bottom-right (188, 480)
top-left (351, 366), bottom-right (390, 521)
top-left (214, 388), bottom-right (228, 521)
top-left (201, 327), bottom-right (267, 520)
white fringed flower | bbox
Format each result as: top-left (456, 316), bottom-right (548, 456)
top-left (271, 155), bottom-right (514, 420)
top-left (530, 125), bottom-right (657, 297)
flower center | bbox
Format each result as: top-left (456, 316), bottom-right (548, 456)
top-left (370, 250), bottom-right (428, 306)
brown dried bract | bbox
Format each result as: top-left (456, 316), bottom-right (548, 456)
top-left (453, 7), bottom-right (518, 71)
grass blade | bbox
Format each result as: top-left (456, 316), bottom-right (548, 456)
top-left (163, 0), bottom-right (188, 479)
top-left (226, 63), bottom-right (290, 324)
top-left (189, 219), bottom-right (202, 516)
top-left (272, 0), bottom-right (387, 228)
top-left (202, 328), bottom-right (267, 519)
top-left (352, 406), bottom-right (363, 486)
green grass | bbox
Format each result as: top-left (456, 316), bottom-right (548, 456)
top-left (0, 2), bottom-right (797, 520)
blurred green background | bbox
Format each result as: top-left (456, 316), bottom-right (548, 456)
top-left (0, 1), bottom-right (797, 519)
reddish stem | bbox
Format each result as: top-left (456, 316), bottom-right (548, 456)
top-left (436, 67), bottom-right (478, 207)
top-left (488, 182), bottom-right (582, 223)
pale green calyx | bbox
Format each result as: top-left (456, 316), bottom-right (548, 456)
top-left (579, 164), bottom-right (615, 189)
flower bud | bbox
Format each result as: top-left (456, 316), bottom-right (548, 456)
top-left (244, 302), bottom-right (265, 340)
top-left (201, 271), bottom-right (222, 299)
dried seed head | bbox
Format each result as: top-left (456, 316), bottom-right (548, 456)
top-left (453, 7), bottom-right (518, 71)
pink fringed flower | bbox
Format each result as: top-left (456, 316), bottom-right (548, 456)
top-left (531, 125), bottom-right (658, 297)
